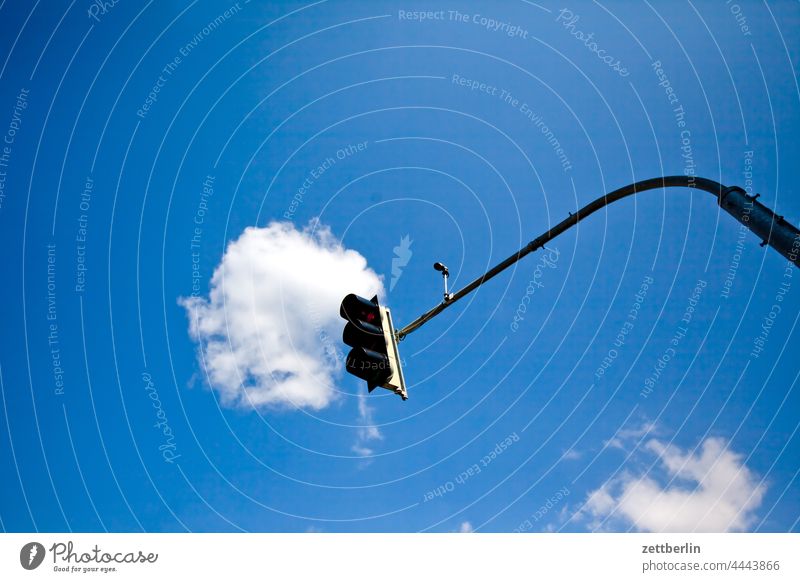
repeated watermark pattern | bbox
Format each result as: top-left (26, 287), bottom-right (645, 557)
top-left (556, 8), bottom-right (629, 77)
top-left (595, 275), bottom-right (654, 380)
top-left (721, 151), bottom-right (755, 299)
top-left (452, 74), bottom-right (572, 172)
top-left (398, 9), bottom-right (529, 38)
top-left (652, 59), bottom-right (695, 185)
top-left (136, 2), bottom-right (247, 119)
top-left (641, 280), bottom-right (706, 398)
top-left (74, 176), bottom-right (94, 294)
top-left (142, 372), bottom-right (180, 463)
top-left (726, 1), bottom-right (753, 37)
top-left (87, 0), bottom-right (122, 23)
top-left (511, 247), bottom-right (560, 332)
top-left (0, 87), bottom-right (29, 212)
top-left (749, 234), bottom-right (800, 359)
top-left (190, 175), bottom-right (215, 298)
top-left (423, 432), bottom-right (520, 502)
top-left (47, 244), bottom-right (65, 397)
top-left (284, 141), bottom-right (368, 220)
top-left (514, 487), bottom-right (571, 532)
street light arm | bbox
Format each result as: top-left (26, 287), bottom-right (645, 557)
top-left (396, 176), bottom-right (800, 339)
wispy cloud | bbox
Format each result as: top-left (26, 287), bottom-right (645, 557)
top-left (181, 220), bottom-right (383, 411)
top-left (603, 421), bottom-right (659, 451)
top-left (579, 436), bottom-right (765, 532)
top-left (352, 394), bottom-right (382, 457)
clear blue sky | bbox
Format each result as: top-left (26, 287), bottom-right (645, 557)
top-left (1, 0), bottom-right (798, 533)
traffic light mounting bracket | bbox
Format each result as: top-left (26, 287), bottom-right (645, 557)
top-left (378, 304), bottom-right (408, 400)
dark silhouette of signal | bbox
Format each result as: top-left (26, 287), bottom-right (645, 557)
top-left (339, 294), bottom-right (407, 400)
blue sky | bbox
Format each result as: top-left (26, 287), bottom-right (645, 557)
top-left (1, 0), bottom-right (799, 533)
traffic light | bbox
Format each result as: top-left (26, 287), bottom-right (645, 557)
top-left (339, 294), bottom-right (407, 400)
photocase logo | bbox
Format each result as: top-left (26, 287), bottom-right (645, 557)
top-left (390, 235), bottom-right (413, 292)
top-left (20, 542), bottom-right (45, 570)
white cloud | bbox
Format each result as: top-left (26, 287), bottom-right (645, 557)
top-left (580, 437), bottom-right (766, 532)
top-left (181, 221), bottom-right (383, 411)
top-left (603, 421), bottom-right (658, 451)
top-left (457, 521), bottom-right (474, 533)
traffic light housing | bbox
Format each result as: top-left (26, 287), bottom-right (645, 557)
top-left (339, 294), bottom-right (407, 400)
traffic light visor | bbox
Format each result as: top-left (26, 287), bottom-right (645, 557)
top-left (339, 293), bottom-right (380, 323)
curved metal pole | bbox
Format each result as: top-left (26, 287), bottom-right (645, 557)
top-left (396, 176), bottom-right (800, 339)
